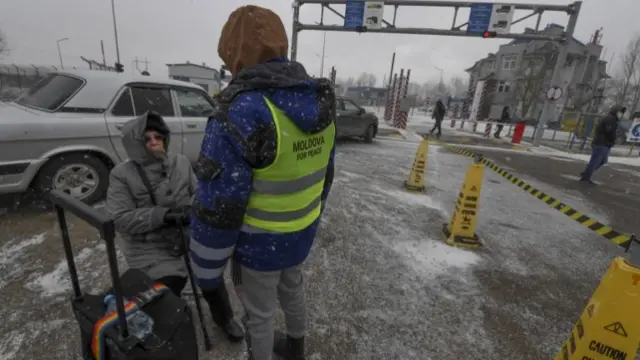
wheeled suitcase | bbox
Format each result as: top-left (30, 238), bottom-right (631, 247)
top-left (50, 190), bottom-right (199, 360)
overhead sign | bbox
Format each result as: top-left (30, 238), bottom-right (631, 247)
top-left (626, 118), bottom-right (640, 143)
top-left (467, 3), bottom-right (493, 34)
top-left (546, 86), bottom-right (563, 101)
top-left (364, 2), bottom-right (384, 29)
top-left (467, 3), bottom-right (515, 35)
top-left (488, 4), bottom-right (515, 34)
top-left (344, 1), bottom-right (385, 29)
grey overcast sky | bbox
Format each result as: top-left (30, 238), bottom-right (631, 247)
top-left (0, 0), bottom-right (637, 84)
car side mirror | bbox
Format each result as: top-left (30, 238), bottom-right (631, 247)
top-left (358, 108), bottom-right (365, 115)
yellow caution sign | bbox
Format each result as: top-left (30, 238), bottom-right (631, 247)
top-left (403, 139), bottom-right (429, 192)
top-left (555, 257), bottom-right (640, 360)
top-left (442, 156), bottom-right (484, 248)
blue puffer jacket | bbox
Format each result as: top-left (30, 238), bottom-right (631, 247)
top-left (189, 59), bottom-right (336, 289)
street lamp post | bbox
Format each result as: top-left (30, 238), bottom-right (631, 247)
top-left (433, 66), bottom-right (444, 84)
top-left (319, 30), bottom-right (327, 77)
top-left (314, 22), bottom-right (327, 78)
top-left (56, 37), bottom-right (70, 69)
top-left (111, 0), bottom-right (122, 66)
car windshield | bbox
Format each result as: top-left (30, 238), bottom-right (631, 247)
top-left (15, 74), bottom-right (84, 111)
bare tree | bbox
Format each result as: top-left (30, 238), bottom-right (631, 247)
top-left (355, 72), bottom-right (377, 87)
top-left (344, 77), bottom-right (356, 88)
top-left (609, 36), bottom-right (640, 113)
top-left (0, 29), bottom-right (7, 56)
top-left (407, 82), bottom-right (421, 96)
top-left (367, 73), bottom-right (377, 87)
top-left (512, 48), bottom-right (554, 118)
top-left (448, 76), bottom-right (468, 98)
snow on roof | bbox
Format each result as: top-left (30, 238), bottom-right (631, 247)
top-left (166, 62), bottom-right (220, 73)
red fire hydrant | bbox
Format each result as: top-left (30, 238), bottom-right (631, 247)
top-left (512, 121), bottom-right (526, 144)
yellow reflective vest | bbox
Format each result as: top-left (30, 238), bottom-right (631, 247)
top-left (242, 97), bottom-right (335, 234)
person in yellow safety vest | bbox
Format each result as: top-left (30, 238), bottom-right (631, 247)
top-left (189, 5), bottom-right (336, 360)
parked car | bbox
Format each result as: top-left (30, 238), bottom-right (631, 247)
top-left (335, 97), bottom-right (378, 143)
top-left (0, 70), bottom-right (215, 204)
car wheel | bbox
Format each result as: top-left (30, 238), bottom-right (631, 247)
top-left (364, 125), bottom-right (375, 143)
top-left (33, 153), bottom-right (110, 205)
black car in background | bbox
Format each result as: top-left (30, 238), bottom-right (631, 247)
top-left (335, 97), bottom-right (379, 143)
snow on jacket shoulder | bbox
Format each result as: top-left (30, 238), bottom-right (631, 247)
top-left (106, 112), bottom-right (196, 280)
top-left (189, 59), bottom-right (336, 289)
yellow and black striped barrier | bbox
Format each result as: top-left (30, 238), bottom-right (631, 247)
top-left (434, 139), bottom-right (634, 249)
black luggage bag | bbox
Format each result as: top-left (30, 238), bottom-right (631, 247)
top-left (50, 190), bottom-right (199, 360)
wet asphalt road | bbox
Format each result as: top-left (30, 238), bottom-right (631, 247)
top-left (0, 136), bottom-right (637, 360)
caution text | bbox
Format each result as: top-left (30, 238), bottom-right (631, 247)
top-left (589, 341), bottom-right (627, 360)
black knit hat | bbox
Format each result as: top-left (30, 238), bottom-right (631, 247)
top-left (144, 111), bottom-right (168, 135)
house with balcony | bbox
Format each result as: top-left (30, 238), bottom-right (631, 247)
top-left (465, 24), bottom-right (609, 122)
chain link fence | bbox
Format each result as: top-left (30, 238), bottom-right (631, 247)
top-left (0, 64), bottom-right (60, 102)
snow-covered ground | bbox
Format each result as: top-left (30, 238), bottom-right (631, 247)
top-left (0, 138), bottom-right (630, 359)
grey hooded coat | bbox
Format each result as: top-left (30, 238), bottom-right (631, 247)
top-left (106, 112), bottom-right (195, 280)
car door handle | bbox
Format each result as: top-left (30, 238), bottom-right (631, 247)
top-left (186, 123), bottom-right (197, 129)
top-left (115, 124), bottom-right (124, 130)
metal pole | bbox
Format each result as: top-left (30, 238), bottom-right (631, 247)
top-left (57, 42), bottom-right (64, 70)
top-left (56, 38), bottom-right (69, 70)
top-left (320, 30), bottom-right (326, 77)
top-left (388, 52), bottom-right (396, 88)
top-left (111, 0), bottom-right (121, 65)
top-left (291, 1), bottom-right (301, 61)
top-left (300, 0), bottom-right (570, 12)
top-left (535, 11), bottom-right (543, 31)
top-left (101, 40), bottom-right (107, 67)
top-left (532, 1), bottom-right (582, 147)
top-left (299, 24), bottom-right (565, 41)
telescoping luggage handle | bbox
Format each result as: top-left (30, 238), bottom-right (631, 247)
top-left (49, 189), bottom-right (131, 339)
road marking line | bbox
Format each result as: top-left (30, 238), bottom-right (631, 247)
top-left (435, 140), bottom-right (633, 248)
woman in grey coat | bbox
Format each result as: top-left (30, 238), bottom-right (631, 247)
top-left (106, 111), bottom-right (244, 342)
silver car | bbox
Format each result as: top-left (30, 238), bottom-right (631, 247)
top-left (0, 70), bottom-right (215, 204)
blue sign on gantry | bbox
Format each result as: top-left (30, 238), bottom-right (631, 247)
top-left (467, 3), bottom-right (494, 34)
top-left (344, 0), bottom-right (365, 28)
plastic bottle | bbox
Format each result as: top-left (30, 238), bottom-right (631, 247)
top-left (103, 294), bottom-right (155, 341)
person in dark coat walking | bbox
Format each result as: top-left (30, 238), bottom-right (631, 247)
top-left (430, 99), bottom-right (446, 138)
top-left (579, 105), bottom-right (627, 184)
top-left (494, 106), bottom-right (510, 138)
top-left (106, 111), bottom-right (245, 343)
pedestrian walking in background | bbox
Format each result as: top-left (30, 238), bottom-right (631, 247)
top-left (430, 99), bottom-right (446, 138)
top-left (105, 111), bottom-right (244, 343)
top-left (494, 106), bottom-right (510, 139)
top-left (579, 105), bottom-right (627, 184)
top-left (189, 5), bottom-right (337, 360)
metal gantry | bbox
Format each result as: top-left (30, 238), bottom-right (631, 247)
top-left (290, 0), bottom-right (582, 146)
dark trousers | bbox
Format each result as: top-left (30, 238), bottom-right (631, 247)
top-left (494, 124), bottom-right (504, 137)
top-left (580, 145), bottom-right (610, 180)
top-left (157, 275), bottom-right (234, 326)
top-left (430, 118), bottom-right (443, 136)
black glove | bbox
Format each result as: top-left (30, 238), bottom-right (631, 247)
top-left (163, 206), bottom-right (191, 226)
